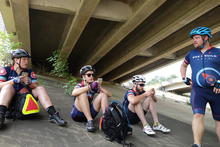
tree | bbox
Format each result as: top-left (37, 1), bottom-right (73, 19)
top-left (147, 74), bottom-right (178, 85)
top-left (0, 31), bottom-right (21, 66)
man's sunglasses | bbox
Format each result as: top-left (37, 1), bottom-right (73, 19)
top-left (137, 84), bottom-right (145, 87)
top-left (85, 73), bottom-right (95, 77)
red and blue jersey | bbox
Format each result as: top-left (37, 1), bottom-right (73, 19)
top-left (74, 81), bottom-right (100, 103)
top-left (0, 66), bottom-right (38, 92)
top-left (122, 88), bottom-right (145, 108)
top-left (184, 47), bottom-right (220, 87)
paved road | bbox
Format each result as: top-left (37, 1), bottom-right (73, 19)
top-left (0, 78), bottom-right (219, 147)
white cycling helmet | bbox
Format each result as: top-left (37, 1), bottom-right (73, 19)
top-left (132, 75), bottom-right (146, 83)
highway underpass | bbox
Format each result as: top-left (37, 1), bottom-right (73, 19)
top-left (1, 0), bottom-right (220, 83)
top-left (1, 1), bottom-right (220, 145)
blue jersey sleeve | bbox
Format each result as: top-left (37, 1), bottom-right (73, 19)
top-left (127, 89), bottom-right (135, 97)
top-left (184, 52), bottom-right (191, 65)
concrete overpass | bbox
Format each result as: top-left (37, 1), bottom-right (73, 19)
top-left (1, 0), bottom-right (220, 83)
top-left (159, 81), bottom-right (191, 95)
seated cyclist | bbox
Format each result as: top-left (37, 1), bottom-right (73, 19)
top-left (70, 65), bottom-right (112, 132)
top-left (122, 75), bottom-right (170, 135)
top-left (0, 49), bottom-right (67, 128)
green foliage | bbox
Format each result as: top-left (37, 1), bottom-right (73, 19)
top-left (0, 31), bottom-right (21, 65)
top-left (47, 50), bottom-right (69, 78)
top-left (47, 50), bottom-right (78, 95)
top-left (166, 74), bottom-right (178, 81)
top-left (63, 76), bottom-right (78, 95)
top-left (186, 98), bottom-right (191, 106)
top-left (147, 74), bottom-right (178, 85)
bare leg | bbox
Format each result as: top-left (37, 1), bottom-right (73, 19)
top-left (192, 114), bottom-right (204, 145)
top-left (129, 103), bottom-right (148, 127)
top-left (0, 84), bottom-right (15, 107)
top-left (74, 93), bottom-right (93, 121)
top-left (93, 92), bottom-right (108, 113)
top-left (32, 86), bottom-right (52, 109)
top-left (215, 120), bottom-right (220, 142)
top-left (142, 97), bottom-right (159, 123)
top-left (32, 86), bottom-right (66, 126)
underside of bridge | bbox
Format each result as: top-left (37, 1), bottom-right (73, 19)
top-left (1, 0), bottom-right (220, 83)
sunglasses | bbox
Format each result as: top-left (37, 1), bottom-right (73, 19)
top-left (137, 84), bottom-right (145, 87)
top-left (85, 73), bottom-right (95, 77)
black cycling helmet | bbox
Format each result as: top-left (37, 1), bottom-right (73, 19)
top-left (11, 49), bottom-right (31, 59)
top-left (80, 65), bottom-right (95, 75)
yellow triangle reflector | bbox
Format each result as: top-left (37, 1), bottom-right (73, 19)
top-left (22, 94), bottom-right (40, 115)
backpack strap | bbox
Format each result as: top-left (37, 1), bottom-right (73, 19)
top-left (112, 101), bottom-right (132, 128)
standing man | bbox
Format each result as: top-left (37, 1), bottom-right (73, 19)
top-left (71, 65), bottom-right (112, 132)
top-left (180, 27), bottom-right (220, 147)
top-left (0, 49), bottom-right (67, 128)
top-left (122, 75), bottom-right (170, 135)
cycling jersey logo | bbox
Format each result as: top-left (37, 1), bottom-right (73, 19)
top-left (0, 67), bottom-right (6, 75)
top-left (202, 73), bottom-right (216, 84)
top-left (196, 67), bottom-right (220, 87)
top-left (31, 72), bottom-right (37, 79)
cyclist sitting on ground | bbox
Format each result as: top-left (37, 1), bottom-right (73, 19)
top-left (122, 75), bottom-right (170, 135)
top-left (0, 49), bottom-right (67, 128)
top-left (70, 65), bottom-right (112, 132)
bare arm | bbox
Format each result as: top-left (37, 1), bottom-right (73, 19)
top-left (71, 86), bottom-right (90, 97)
top-left (0, 75), bottom-right (25, 89)
top-left (100, 87), bottom-right (112, 97)
top-left (128, 90), bottom-right (154, 105)
top-left (0, 80), bottom-right (14, 89)
top-left (180, 61), bottom-right (188, 78)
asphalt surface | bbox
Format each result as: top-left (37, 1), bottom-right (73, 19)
top-left (0, 77), bottom-right (219, 147)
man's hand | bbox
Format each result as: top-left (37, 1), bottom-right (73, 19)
top-left (13, 77), bottom-right (21, 84)
top-left (144, 89), bottom-right (155, 97)
top-left (182, 77), bottom-right (192, 85)
top-left (20, 76), bottom-right (32, 85)
top-left (213, 80), bottom-right (220, 94)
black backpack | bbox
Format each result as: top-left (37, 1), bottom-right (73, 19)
top-left (6, 93), bottom-right (39, 120)
top-left (101, 101), bottom-right (133, 146)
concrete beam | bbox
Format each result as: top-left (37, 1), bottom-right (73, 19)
top-left (137, 50), bottom-right (153, 57)
top-left (99, 0), bottom-right (220, 77)
top-left (11, 0), bottom-right (31, 53)
top-left (59, 0), bottom-right (100, 59)
top-left (0, 0), bottom-right (31, 53)
top-left (116, 34), bottom-right (220, 83)
top-left (84, 0), bottom-right (166, 66)
top-left (109, 23), bottom-right (220, 81)
top-left (164, 54), bottom-right (176, 59)
top-left (29, 0), bottom-right (132, 22)
top-left (0, 0), bottom-right (16, 35)
top-left (58, 16), bottom-right (73, 50)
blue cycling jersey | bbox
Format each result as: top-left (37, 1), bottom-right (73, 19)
top-left (122, 88), bottom-right (145, 108)
top-left (0, 66), bottom-right (38, 92)
top-left (184, 47), bottom-right (220, 87)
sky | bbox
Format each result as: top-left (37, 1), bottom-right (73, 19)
top-left (123, 59), bottom-right (191, 84)
top-left (0, 12), bottom-right (6, 32)
top-left (144, 59), bottom-right (185, 82)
